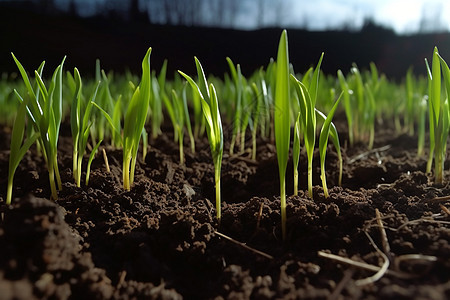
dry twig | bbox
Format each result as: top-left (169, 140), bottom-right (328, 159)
top-left (215, 231), bottom-right (273, 260)
top-left (375, 209), bottom-right (391, 259)
top-left (427, 195), bottom-right (450, 203)
top-left (318, 251), bottom-right (413, 279)
top-left (356, 230), bottom-right (390, 286)
top-left (102, 148), bottom-right (111, 173)
top-left (256, 201), bottom-right (264, 230)
top-left (440, 204), bottom-right (450, 215)
top-left (117, 270), bottom-right (127, 288)
top-left (319, 208), bottom-right (441, 286)
top-left (348, 145), bottom-right (391, 164)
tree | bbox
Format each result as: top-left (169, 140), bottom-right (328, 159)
top-left (419, 2), bottom-right (447, 33)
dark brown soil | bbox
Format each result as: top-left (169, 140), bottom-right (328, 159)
top-left (0, 118), bottom-right (449, 300)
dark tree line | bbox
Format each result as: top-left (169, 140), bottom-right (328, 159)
top-left (5, 0), bottom-right (289, 28)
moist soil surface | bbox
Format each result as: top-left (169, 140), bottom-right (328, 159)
top-left (0, 118), bottom-right (449, 300)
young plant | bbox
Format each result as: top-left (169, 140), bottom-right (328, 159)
top-left (404, 67), bottom-right (415, 135)
top-left (434, 48), bottom-right (450, 184)
top-left (364, 82), bottom-right (376, 150)
top-left (163, 89), bottom-right (186, 164)
top-left (424, 47), bottom-right (450, 184)
top-left (274, 30), bottom-right (290, 239)
top-left (404, 71), bottom-right (428, 157)
top-left (181, 83), bottom-right (196, 155)
top-left (250, 82), bottom-right (262, 160)
top-left (226, 57), bottom-right (243, 155)
top-left (317, 93), bottom-right (343, 198)
top-left (188, 77), bottom-right (205, 139)
top-left (100, 70), bottom-right (122, 148)
top-left (337, 70), bottom-right (354, 146)
top-left (85, 139), bottom-right (103, 186)
top-left (90, 61), bottom-right (114, 146)
top-left (417, 96), bottom-right (427, 157)
top-left (123, 49), bottom-right (152, 189)
top-left (93, 47), bottom-right (152, 190)
top-left (70, 67), bottom-right (102, 187)
top-left (292, 111), bottom-right (301, 196)
top-left (239, 85), bottom-right (253, 154)
top-left (12, 53), bottom-right (66, 200)
top-left (179, 57), bottom-right (224, 222)
top-left (291, 52), bottom-right (324, 199)
top-left (149, 60), bottom-right (167, 139)
top-left (6, 98), bottom-right (40, 205)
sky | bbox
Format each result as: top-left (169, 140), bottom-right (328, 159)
top-left (242, 0), bottom-right (450, 33)
top-left (289, 0), bottom-right (449, 33)
top-left (6, 0), bottom-right (450, 34)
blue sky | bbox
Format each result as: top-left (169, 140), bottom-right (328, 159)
top-left (7, 0), bottom-right (450, 33)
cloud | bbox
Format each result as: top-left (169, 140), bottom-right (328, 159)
top-left (286, 0), bottom-right (450, 33)
top-left (286, 0), bottom-right (374, 30)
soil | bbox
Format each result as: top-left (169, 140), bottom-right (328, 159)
top-left (0, 117), bottom-right (449, 300)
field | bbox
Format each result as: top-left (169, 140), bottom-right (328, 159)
top-left (0, 30), bottom-right (449, 299)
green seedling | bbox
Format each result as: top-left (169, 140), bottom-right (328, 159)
top-left (181, 83), bottom-right (196, 155)
top-left (425, 47), bottom-right (450, 184)
top-left (179, 57), bottom-right (224, 222)
top-left (435, 48), bottom-right (450, 184)
top-left (163, 89), bottom-right (186, 164)
top-left (337, 70), bottom-right (354, 146)
top-left (250, 81), bottom-right (262, 160)
top-left (292, 111), bottom-right (301, 196)
top-left (227, 57), bottom-right (243, 155)
top-left (417, 95), bottom-right (427, 157)
top-left (405, 67), bottom-right (415, 135)
top-left (274, 30), bottom-right (290, 240)
top-left (93, 47), bottom-right (152, 190)
top-left (317, 92), bottom-right (343, 198)
top-left (6, 97), bottom-right (40, 205)
top-left (70, 67), bottom-right (102, 187)
top-left (149, 59), bottom-right (167, 139)
top-left (85, 139), bottom-right (103, 186)
top-left (12, 53), bottom-right (65, 200)
top-left (291, 52), bottom-right (324, 199)
top-left (90, 61), bottom-right (113, 146)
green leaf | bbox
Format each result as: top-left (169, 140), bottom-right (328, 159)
top-left (70, 68), bottom-right (82, 148)
top-left (157, 59), bottom-right (168, 94)
top-left (52, 56), bottom-right (66, 135)
top-left (318, 92), bottom-right (343, 197)
top-left (274, 29), bottom-right (290, 181)
top-left (86, 139), bottom-right (103, 186)
top-left (9, 98), bottom-right (30, 167)
top-left (293, 112), bottom-right (301, 195)
top-left (182, 83), bottom-right (195, 153)
top-left (431, 47), bottom-right (441, 124)
top-left (309, 52), bottom-right (324, 106)
top-left (179, 59), bottom-right (223, 222)
top-left (82, 81), bottom-right (101, 135)
top-left (92, 101), bottom-right (122, 142)
top-left (226, 57), bottom-right (238, 84)
top-left (11, 53), bottom-right (36, 100)
top-left (438, 53), bottom-right (450, 117)
top-left (194, 57), bottom-right (210, 102)
top-left (316, 108), bottom-right (342, 186)
top-left (274, 29), bottom-right (290, 240)
top-left (7, 97), bottom-right (40, 204)
top-left (162, 91), bottom-right (177, 132)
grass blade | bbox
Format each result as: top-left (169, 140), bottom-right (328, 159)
top-left (274, 29), bottom-right (290, 240)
